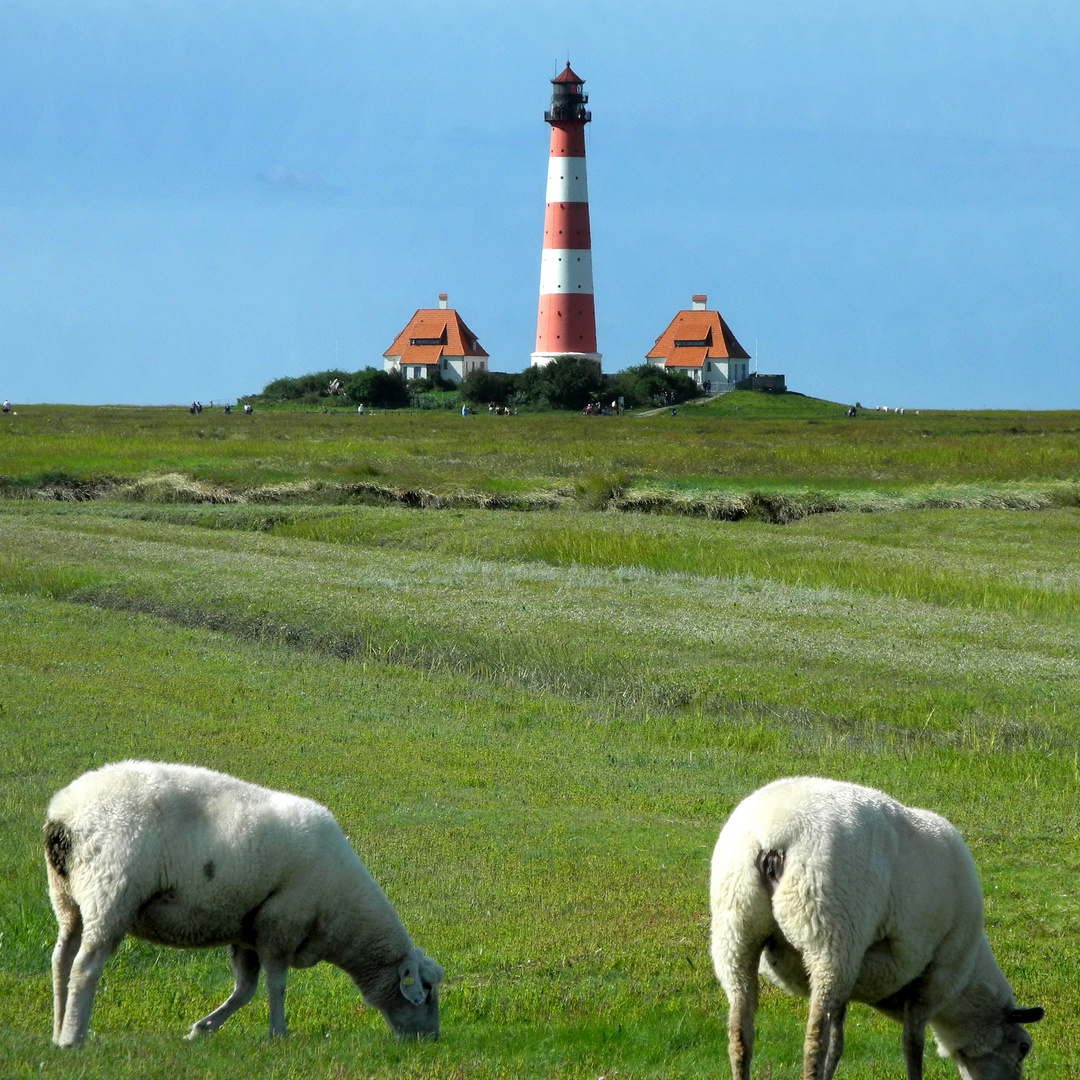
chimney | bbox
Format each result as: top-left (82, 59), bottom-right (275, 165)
top-left (438, 293), bottom-right (448, 309)
top-left (691, 294), bottom-right (707, 311)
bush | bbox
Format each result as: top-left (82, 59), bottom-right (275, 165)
top-left (544, 356), bottom-right (603, 410)
top-left (259, 369), bottom-right (352, 401)
top-left (250, 360), bottom-right (698, 413)
top-left (461, 369), bottom-right (519, 408)
top-left (605, 364), bottom-right (699, 408)
top-left (510, 356), bottom-right (602, 411)
top-left (407, 373), bottom-right (457, 393)
top-left (344, 368), bottom-right (411, 410)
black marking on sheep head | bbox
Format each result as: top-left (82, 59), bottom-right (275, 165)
top-left (756, 849), bottom-right (784, 893)
top-left (376, 947), bottom-right (444, 1040)
top-left (203, 860), bottom-right (215, 881)
top-left (1006, 1007), bottom-right (1044, 1025)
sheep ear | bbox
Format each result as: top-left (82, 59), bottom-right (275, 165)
top-left (398, 949), bottom-right (430, 1006)
top-left (1007, 1006), bottom-right (1045, 1024)
top-left (419, 952), bottom-right (445, 987)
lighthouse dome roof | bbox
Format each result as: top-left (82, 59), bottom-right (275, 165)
top-left (552, 63), bottom-right (585, 84)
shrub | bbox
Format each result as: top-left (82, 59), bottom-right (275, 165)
top-left (510, 356), bottom-right (602, 411)
top-left (543, 356), bottom-right (603, 410)
top-left (461, 370), bottom-right (519, 408)
top-left (605, 364), bottom-right (699, 408)
top-left (259, 369), bottom-right (352, 401)
top-left (344, 368), bottom-right (411, 410)
top-left (407, 373), bottom-right (457, 393)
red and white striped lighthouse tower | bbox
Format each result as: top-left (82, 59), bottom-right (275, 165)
top-left (531, 63), bottom-right (601, 369)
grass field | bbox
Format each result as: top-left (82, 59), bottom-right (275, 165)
top-left (4, 397), bottom-right (1080, 499)
top-left (1, 398), bottom-right (1077, 1078)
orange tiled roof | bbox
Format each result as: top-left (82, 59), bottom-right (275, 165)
top-left (397, 345), bottom-right (444, 365)
top-left (663, 347), bottom-right (710, 368)
top-left (384, 308), bottom-right (489, 362)
top-left (646, 308), bottom-right (750, 362)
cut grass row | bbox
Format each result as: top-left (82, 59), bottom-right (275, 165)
top-left (13, 499), bottom-right (1080, 623)
top-left (3, 506), bottom-right (1080, 741)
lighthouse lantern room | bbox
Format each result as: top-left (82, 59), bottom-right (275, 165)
top-left (531, 64), bottom-right (601, 370)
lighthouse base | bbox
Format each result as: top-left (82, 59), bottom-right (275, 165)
top-left (530, 351), bottom-right (602, 371)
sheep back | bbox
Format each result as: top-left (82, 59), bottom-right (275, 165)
top-left (47, 761), bottom-right (410, 959)
top-left (46, 761), bottom-right (443, 1046)
top-left (709, 777), bottom-right (1041, 1078)
top-left (711, 777), bottom-right (989, 1009)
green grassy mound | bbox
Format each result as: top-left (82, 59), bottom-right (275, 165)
top-left (689, 389), bottom-right (851, 419)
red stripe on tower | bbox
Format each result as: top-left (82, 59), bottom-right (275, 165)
top-left (531, 64), bottom-right (601, 370)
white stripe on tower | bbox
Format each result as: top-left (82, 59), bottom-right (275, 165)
top-left (544, 158), bottom-right (589, 204)
top-left (538, 249), bottom-right (594, 293)
top-left (531, 63), bottom-right (600, 369)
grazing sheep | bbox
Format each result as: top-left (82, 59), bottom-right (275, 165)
top-left (710, 777), bottom-right (1042, 1080)
top-left (44, 761), bottom-right (444, 1047)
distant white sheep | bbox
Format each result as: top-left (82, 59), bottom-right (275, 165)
top-left (44, 761), bottom-right (444, 1047)
top-left (710, 777), bottom-right (1042, 1079)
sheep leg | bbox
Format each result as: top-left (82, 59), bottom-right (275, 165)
top-left (55, 935), bottom-right (122, 1047)
top-left (51, 920), bottom-right (82, 1043)
top-left (821, 1001), bottom-right (846, 1080)
top-left (186, 945), bottom-right (262, 1039)
top-left (900, 1004), bottom-right (925, 1080)
top-left (715, 935), bottom-right (765, 1080)
top-left (726, 974), bottom-right (758, 1080)
top-left (262, 956), bottom-right (290, 1037)
top-left (803, 993), bottom-right (847, 1080)
top-left (48, 876), bottom-right (83, 1043)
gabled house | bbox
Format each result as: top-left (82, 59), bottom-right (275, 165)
top-left (646, 294), bottom-right (751, 392)
top-left (383, 294), bottom-right (489, 383)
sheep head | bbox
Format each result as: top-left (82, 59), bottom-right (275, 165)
top-left (950, 1006), bottom-right (1044, 1080)
top-left (369, 947), bottom-right (443, 1040)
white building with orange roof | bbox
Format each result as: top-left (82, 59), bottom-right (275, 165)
top-left (383, 294), bottom-right (489, 383)
top-left (646, 294), bottom-right (751, 392)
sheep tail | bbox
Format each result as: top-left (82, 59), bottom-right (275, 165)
top-left (756, 849), bottom-right (785, 894)
top-left (44, 820), bottom-right (74, 878)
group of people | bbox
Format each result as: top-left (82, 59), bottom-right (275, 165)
top-left (188, 401), bottom-right (253, 415)
top-left (583, 398), bottom-right (624, 416)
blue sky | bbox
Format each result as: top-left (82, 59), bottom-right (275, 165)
top-left (2, 0), bottom-right (1078, 408)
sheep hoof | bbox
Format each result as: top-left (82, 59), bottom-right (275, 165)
top-left (185, 1022), bottom-right (212, 1040)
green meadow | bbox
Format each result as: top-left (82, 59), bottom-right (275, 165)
top-left (1, 398), bottom-right (1078, 1078)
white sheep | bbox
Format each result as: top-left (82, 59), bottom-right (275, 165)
top-left (44, 760), bottom-right (444, 1047)
top-left (710, 777), bottom-right (1043, 1080)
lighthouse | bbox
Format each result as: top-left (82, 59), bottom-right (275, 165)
top-left (530, 63), bottom-right (601, 370)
